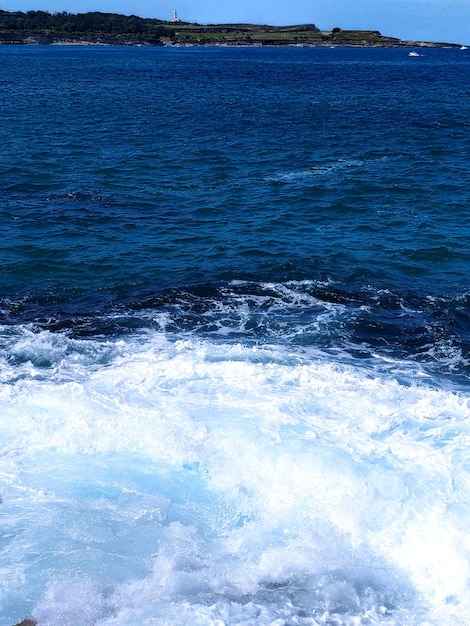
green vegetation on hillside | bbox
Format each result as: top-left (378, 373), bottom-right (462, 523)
top-left (0, 10), bottom-right (172, 44)
top-left (0, 10), bottom-right (460, 47)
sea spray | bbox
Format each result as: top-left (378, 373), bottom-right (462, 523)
top-left (1, 330), bottom-right (470, 624)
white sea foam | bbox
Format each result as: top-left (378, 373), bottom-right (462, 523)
top-left (264, 159), bottom-right (368, 186)
top-left (1, 330), bottom-right (470, 625)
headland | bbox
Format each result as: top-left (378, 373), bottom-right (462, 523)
top-left (0, 10), bottom-right (464, 48)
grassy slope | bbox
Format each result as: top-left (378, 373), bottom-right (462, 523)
top-left (0, 12), bottom-right (460, 47)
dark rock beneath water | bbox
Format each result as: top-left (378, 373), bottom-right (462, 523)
top-left (14, 620), bottom-right (37, 626)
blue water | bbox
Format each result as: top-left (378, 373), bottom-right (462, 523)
top-left (1, 44), bottom-right (470, 626)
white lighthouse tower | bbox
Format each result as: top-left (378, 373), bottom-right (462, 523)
top-left (172, 10), bottom-right (180, 23)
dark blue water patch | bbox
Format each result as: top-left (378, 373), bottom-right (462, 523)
top-left (2, 164), bottom-right (470, 300)
top-left (0, 46), bottom-right (470, 368)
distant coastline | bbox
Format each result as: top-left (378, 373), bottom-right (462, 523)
top-left (0, 10), bottom-right (465, 48)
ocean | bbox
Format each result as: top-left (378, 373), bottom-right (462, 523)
top-left (0, 44), bottom-right (470, 626)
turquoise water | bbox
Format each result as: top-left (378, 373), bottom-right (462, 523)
top-left (1, 45), bottom-right (470, 625)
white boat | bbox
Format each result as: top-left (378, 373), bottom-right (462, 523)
top-left (461, 45), bottom-right (468, 50)
top-left (408, 51), bottom-right (420, 57)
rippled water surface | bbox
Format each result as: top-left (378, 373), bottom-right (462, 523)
top-left (1, 45), bottom-right (470, 626)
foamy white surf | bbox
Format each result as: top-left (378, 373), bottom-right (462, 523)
top-left (1, 328), bottom-right (470, 625)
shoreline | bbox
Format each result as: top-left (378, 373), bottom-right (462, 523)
top-left (0, 37), bottom-right (464, 49)
top-left (0, 11), bottom-right (466, 48)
